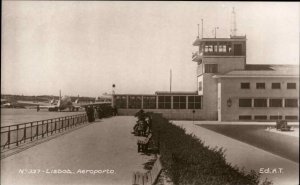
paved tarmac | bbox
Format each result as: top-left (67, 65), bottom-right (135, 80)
top-left (172, 121), bottom-right (299, 185)
top-left (1, 116), bottom-right (154, 185)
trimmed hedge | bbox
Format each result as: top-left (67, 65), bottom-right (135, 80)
top-left (151, 114), bottom-right (270, 185)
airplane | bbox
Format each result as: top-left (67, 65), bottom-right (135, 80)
top-left (39, 90), bottom-right (81, 112)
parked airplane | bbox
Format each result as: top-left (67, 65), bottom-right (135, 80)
top-left (39, 90), bottom-right (81, 112)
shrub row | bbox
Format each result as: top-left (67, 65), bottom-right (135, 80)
top-left (151, 114), bottom-right (269, 185)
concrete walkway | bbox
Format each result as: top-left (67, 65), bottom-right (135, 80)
top-left (172, 121), bottom-right (299, 185)
top-left (1, 116), bottom-right (154, 185)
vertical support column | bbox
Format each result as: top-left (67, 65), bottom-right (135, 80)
top-left (36, 122), bottom-right (39, 139)
top-left (46, 121), bottom-right (49, 136)
top-left (24, 125), bottom-right (26, 143)
top-left (126, 95), bottom-right (129, 109)
top-left (30, 123), bottom-right (33, 141)
top-left (16, 125), bottom-right (19, 146)
top-left (267, 98), bottom-right (270, 107)
top-left (42, 121), bottom-right (44, 138)
top-left (282, 98), bottom-right (285, 108)
top-left (186, 96), bottom-right (188, 110)
top-left (251, 98), bottom-right (254, 108)
top-left (8, 127), bottom-right (11, 149)
top-left (141, 95), bottom-right (144, 109)
top-left (156, 95), bottom-right (159, 109)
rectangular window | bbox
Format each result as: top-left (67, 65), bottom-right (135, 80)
top-left (241, 83), bottom-right (250, 89)
top-left (188, 96), bottom-right (201, 109)
top-left (287, 83), bottom-right (296, 89)
top-left (285, 99), bottom-right (298, 107)
top-left (128, 96), bottom-right (142, 109)
top-left (285, 116), bottom-right (298, 121)
top-left (254, 115), bottom-right (267, 120)
top-left (205, 64), bottom-right (218, 73)
top-left (256, 83), bottom-right (265, 89)
top-left (143, 96), bottom-right (156, 109)
top-left (269, 99), bottom-right (282, 107)
top-left (270, 115), bottom-right (283, 120)
top-left (204, 45), bottom-right (209, 52)
top-left (213, 45), bottom-right (218, 52)
top-left (239, 115), bottom-right (252, 120)
top-left (158, 96), bottom-right (171, 109)
top-left (254, 99), bottom-right (267, 107)
top-left (198, 81), bottom-right (202, 91)
top-left (239, 99), bottom-right (252, 107)
top-left (271, 83), bottom-right (281, 89)
top-left (218, 45), bottom-right (227, 52)
top-left (173, 96), bottom-right (186, 109)
top-left (115, 95), bottom-right (127, 108)
top-left (234, 44), bottom-right (243, 56)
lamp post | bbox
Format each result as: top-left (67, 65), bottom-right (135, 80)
top-left (112, 84), bottom-right (115, 107)
top-left (192, 110), bottom-right (195, 124)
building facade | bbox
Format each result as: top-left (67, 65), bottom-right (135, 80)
top-left (113, 35), bottom-right (299, 121)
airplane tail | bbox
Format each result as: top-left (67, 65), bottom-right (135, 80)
top-left (50, 99), bottom-right (55, 105)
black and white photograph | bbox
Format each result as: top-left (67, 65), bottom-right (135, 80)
top-left (1, 1), bottom-right (299, 185)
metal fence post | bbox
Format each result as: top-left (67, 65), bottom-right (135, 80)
top-left (31, 122), bottom-right (33, 141)
top-left (8, 127), bottom-right (11, 149)
top-left (46, 120), bottom-right (49, 136)
top-left (24, 125), bottom-right (27, 143)
top-left (42, 121), bottom-right (44, 138)
top-left (16, 125), bottom-right (19, 146)
top-left (36, 122), bottom-right (39, 140)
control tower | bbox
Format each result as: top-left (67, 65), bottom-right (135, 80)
top-left (192, 35), bottom-right (247, 119)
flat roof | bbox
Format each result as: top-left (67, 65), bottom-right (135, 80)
top-left (214, 64), bottom-right (299, 78)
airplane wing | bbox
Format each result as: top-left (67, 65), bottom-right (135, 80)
top-left (80, 102), bottom-right (111, 108)
top-left (39, 105), bottom-right (57, 109)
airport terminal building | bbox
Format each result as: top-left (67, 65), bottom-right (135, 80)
top-left (113, 35), bottom-right (299, 121)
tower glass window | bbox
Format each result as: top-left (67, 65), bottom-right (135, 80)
top-left (205, 64), bottom-right (218, 73)
top-left (234, 44), bottom-right (243, 55)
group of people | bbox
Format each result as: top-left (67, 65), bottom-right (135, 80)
top-left (132, 109), bottom-right (152, 136)
top-left (85, 105), bottom-right (118, 122)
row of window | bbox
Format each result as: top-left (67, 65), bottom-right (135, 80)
top-left (241, 82), bottom-right (297, 89)
top-left (115, 96), bottom-right (202, 109)
top-left (239, 115), bottom-right (298, 121)
top-left (239, 98), bottom-right (298, 108)
top-left (204, 44), bottom-right (232, 53)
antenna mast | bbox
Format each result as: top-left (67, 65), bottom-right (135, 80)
top-left (201, 19), bottom-right (204, 38)
top-left (231, 7), bottom-right (237, 36)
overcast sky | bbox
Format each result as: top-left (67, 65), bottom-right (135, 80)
top-left (2, 2), bottom-right (299, 97)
